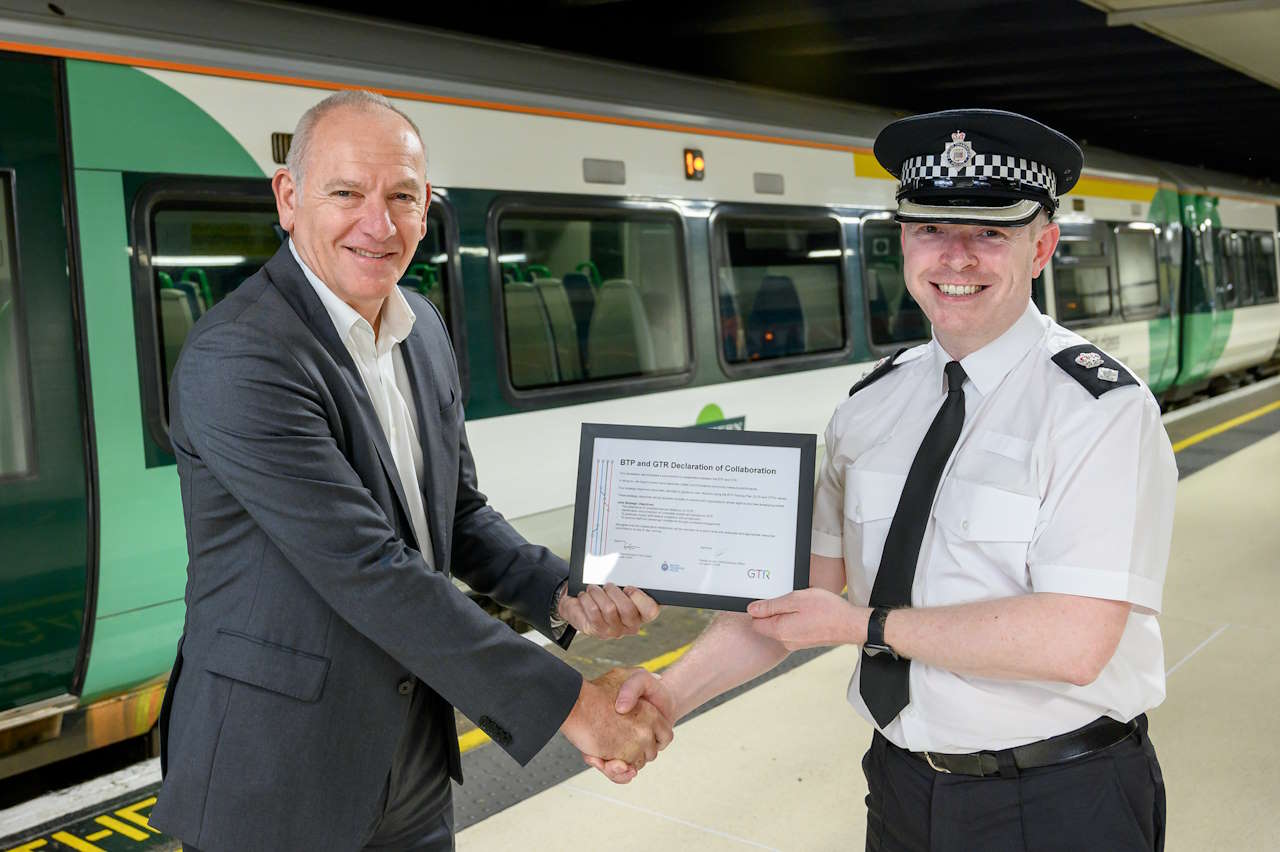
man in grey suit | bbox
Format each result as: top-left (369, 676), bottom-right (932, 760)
top-left (149, 91), bottom-right (670, 852)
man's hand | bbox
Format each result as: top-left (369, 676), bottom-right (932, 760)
top-left (559, 583), bottom-right (660, 639)
top-left (746, 588), bottom-right (868, 651)
top-left (582, 668), bottom-right (676, 784)
top-left (560, 669), bottom-right (672, 777)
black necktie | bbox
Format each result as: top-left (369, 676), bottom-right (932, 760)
top-left (859, 360), bottom-right (967, 728)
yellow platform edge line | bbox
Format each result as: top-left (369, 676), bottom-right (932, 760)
top-left (457, 642), bottom-right (693, 755)
top-left (1172, 399), bottom-right (1280, 453)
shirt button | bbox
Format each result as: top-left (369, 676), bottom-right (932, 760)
top-left (962, 520), bottom-right (970, 530)
top-left (397, 677), bottom-right (413, 696)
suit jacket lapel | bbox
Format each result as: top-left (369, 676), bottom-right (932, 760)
top-left (398, 326), bottom-right (448, 573)
top-left (264, 246), bottom-right (419, 549)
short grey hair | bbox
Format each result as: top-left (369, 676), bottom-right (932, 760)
top-left (286, 90), bottom-right (427, 191)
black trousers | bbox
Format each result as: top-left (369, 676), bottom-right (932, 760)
top-left (864, 718), bottom-right (1165, 852)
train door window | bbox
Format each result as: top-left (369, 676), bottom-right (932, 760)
top-left (135, 178), bottom-right (461, 455)
top-left (1052, 222), bottom-right (1115, 323)
top-left (1115, 227), bottom-right (1162, 316)
top-left (1249, 232), bottom-right (1277, 303)
top-left (0, 174), bottom-right (33, 478)
top-left (713, 212), bottom-right (848, 366)
top-left (1209, 228), bottom-right (1237, 308)
top-left (1217, 231), bottom-right (1251, 306)
top-left (149, 204), bottom-right (283, 393)
top-left (495, 205), bottom-right (689, 390)
top-left (1159, 221), bottom-right (1183, 311)
top-left (862, 220), bottom-right (929, 346)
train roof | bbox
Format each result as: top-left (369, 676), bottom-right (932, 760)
top-left (3, 0), bottom-right (1278, 204)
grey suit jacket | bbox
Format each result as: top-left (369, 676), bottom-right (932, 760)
top-left (150, 245), bottom-right (582, 852)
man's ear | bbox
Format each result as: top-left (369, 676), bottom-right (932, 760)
top-left (1032, 220), bottom-right (1060, 278)
top-left (419, 181), bottom-right (432, 240)
top-left (272, 168), bottom-right (297, 234)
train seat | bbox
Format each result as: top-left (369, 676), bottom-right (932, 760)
top-left (503, 281), bottom-right (559, 387)
top-left (587, 278), bottom-right (655, 379)
top-left (533, 278), bottom-right (584, 382)
top-left (561, 272), bottom-right (596, 359)
top-left (171, 279), bottom-right (204, 318)
top-left (159, 287), bottom-right (196, 372)
top-left (745, 274), bottom-right (804, 360)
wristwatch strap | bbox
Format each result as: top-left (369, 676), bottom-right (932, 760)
top-left (865, 606), bottom-right (898, 660)
top-left (549, 580), bottom-right (568, 638)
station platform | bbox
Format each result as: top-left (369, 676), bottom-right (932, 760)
top-left (2, 378), bottom-right (1278, 851)
top-left (462, 428), bottom-right (1280, 851)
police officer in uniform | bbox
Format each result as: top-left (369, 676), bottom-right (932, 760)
top-left (599, 109), bottom-right (1174, 851)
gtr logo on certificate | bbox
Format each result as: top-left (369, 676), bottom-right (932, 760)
top-left (570, 423), bottom-right (815, 612)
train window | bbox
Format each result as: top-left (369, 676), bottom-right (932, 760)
top-left (1249, 233), bottom-right (1278, 303)
top-left (862, 220), bottom-right (929, 346)
top-left (714, 214), bottom-right (848, 364)
top-left (150, 205), bottom-right (283, 390)
top-left (1052, 223), bottom-right (1115, 323)
top-left (1215, 231), bottom-right (1251, 307)
top-left (0, 175), bottom-right (34, 478)
top-left (134, 178), bottom-right (462, 457)
top-left (150, 205), bottom-right (457, 393)
top-left (1115, 228), bottom-right (1162, 316)
top-left (495, 207), bottom-right (688, 389)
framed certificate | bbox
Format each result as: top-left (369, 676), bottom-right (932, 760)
top-left (569, 423), bottom-right (816, 612)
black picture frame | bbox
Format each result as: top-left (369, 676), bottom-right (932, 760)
top-left (569, 423), bottom-right (816, 612)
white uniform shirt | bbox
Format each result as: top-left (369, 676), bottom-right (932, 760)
top-left (290, 240), bottom-right (435, 567)
top-left (812, 300), bottom-right (1177, 753)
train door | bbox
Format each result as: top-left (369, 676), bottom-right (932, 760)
top-left (1174, 192), bottom-right (1230, 388)
top-left (0, 52), bottom-right (93, 734)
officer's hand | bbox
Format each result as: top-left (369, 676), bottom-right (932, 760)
top-left (747, 588), bottom-right (865, 651)
top-left (559, 583), bottom-right (660, 639)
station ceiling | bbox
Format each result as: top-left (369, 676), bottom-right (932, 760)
top-left (292, 0), bottom-right (1280, 184)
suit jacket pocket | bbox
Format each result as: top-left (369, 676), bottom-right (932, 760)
top-left (438, 383), bottom-right (457, 413)
top-left (204, 628), bottom-right (330, 703)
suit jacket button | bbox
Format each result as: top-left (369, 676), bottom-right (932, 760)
top-left (397, 678), bottom-right (413, 696)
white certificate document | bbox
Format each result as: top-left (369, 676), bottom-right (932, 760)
top-left (570, 424), bottom-right (815, 611)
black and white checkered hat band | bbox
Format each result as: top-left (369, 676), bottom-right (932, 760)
top-left (899, 154), bottom-right (1057, 197)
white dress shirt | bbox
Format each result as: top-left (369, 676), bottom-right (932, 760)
top-left (290, 240), bottom-right (434, 567)
top-left (812, 300), bottom-right (1177, 753)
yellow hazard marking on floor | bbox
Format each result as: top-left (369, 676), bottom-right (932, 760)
top-left (113, 796), bottom-right (160, 833)
top-left (49, 832), bottom-right (105, 852)
top-left (457, 642), bottom-right (694, 754)
top-left (1172, 400), bottom-right (1280, 453)
top-left (94, 814), bottom-right (150, 841)
top-left (85, 832), bottom-right (111, 842)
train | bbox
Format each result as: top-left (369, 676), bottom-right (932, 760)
top-left (1, 0), bottom-right (1277, 780)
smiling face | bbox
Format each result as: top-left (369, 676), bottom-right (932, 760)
top-left (900, 216), bottom-right (1059, 360)
top-left (272, 105), bottom-right (429, 327)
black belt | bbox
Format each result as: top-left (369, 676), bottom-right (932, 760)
top-left (907, 716), bottom-right (1139, 777)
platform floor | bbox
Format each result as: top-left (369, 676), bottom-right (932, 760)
top-left (460, 430), bottom-right (1280, 852)
top-left (2, 385), bottom-right (1277, 851)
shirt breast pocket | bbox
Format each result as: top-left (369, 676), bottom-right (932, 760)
top-left (843, 468), bottom-right (906, 602)
top-left (933, 479), bottom-right (1040, 594)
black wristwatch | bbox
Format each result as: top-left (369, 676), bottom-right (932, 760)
top-left (863, 607), bottom-right (899, 660)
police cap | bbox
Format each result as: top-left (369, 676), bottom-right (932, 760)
top-left (873, 108), bottom-right (1083, 227)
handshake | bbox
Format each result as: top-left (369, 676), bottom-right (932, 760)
top-left (560, 666), bottom-right (675, 785)
top-left (552, 582), bottom-right (679, 784)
